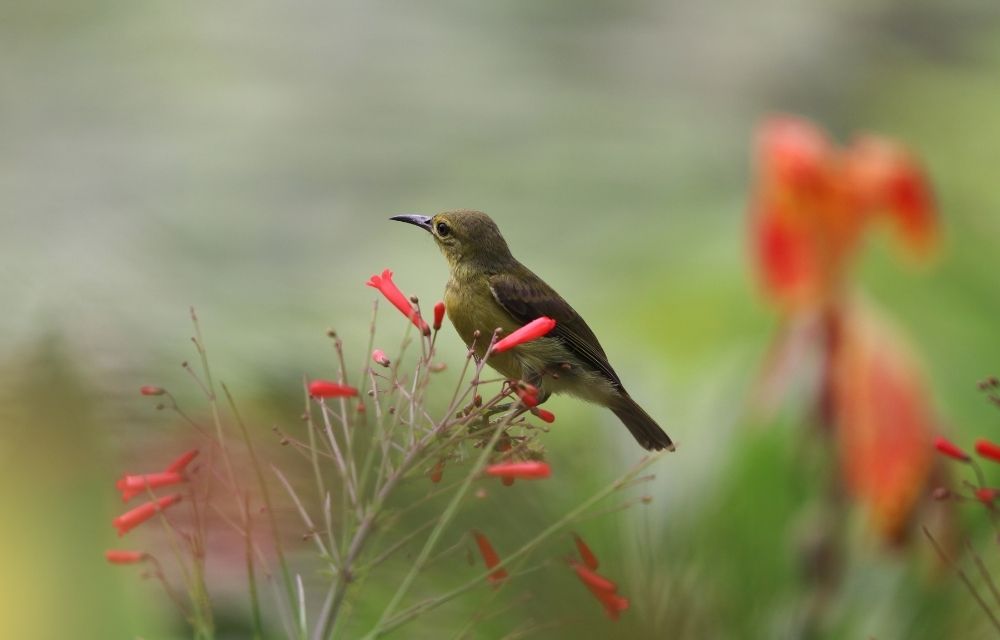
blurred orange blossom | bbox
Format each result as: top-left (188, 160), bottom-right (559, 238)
top-left (751, 114), bottom-right (943, 542)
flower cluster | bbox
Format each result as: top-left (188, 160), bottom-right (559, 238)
top-left (110, 449), bottom-right (196, 537)
top-left (109, 272), bottom-right (659, 638)
top-left (568, 533), bottom-right (630, 620)
top-left (470, 529), bottom-right (631, 620)
top-left (932, 400), bottom-right (1000, 509)
top-left (752, 116), bottom-right (937, 311)
top-left (926, 389), bottom-right (1000, 634)
top-left (750, 115), bottom-right (943, 543)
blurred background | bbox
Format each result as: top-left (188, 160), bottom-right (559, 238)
top-left (3, 0), bottom-right (1000, 638)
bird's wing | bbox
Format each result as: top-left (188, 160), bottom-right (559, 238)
top-left (488, 271), bottom-right (623, 388)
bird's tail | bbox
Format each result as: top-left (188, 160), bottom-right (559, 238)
top-left (610, 394), bottom-right (674, 452)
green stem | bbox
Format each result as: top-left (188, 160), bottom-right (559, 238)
top-left (367, 414), bottom-right (512, 635)
top-left (244, 495), bottom-right (264, 640)
top-left (222, 383), bottom-right (300, 638)
top-left (368, 453), bottom-right (664, 638)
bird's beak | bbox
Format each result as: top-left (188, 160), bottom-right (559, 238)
top-left (389, 214), bottom-right (433, 232)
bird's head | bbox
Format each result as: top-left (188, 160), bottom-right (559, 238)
top-left (390, 210), bottom-right (514, 271)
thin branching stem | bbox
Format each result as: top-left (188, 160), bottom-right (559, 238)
top-left (923, 526), bottom-right (1000, 635)
top-left (368, 453), bottom-right (665, 638)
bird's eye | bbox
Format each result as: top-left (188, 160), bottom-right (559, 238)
top-left (436, 221), bottom-right (451, 237)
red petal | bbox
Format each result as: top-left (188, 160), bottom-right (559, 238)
top-left (831, 304), bottom-right (935, 542)
top-left (845, 136), bottom-right (938, 257)
top-left (751, 201), bottom-right (824, 308)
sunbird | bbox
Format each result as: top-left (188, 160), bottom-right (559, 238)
top-left (390, 210), bottom-right (674, 451)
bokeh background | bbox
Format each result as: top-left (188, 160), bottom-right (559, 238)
top-left (3, 1), bottom-right (1000, 638)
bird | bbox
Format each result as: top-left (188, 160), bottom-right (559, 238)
top-left (390, 210), bottom-right (673, 451)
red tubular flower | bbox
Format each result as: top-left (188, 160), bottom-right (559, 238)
top-left (116, 472), bottom-right (185, 502)
top-left (573, 533), bottom-right (600, 571)
top-left (572, 562), bottom-right (617, 592)
top-left (570, 562), bottom-right (629, 621)
top-left (514, 382), bottom-right (539, 408)
top-left (433, 301), bottom-right (446, 331)
top-left (491, 317), bottom-right (557, 354)
top-left (485, 461), bottom-right (551, 480)
top-left (429, 459), bottom-right (444, 484)
top-left (600, 593), bottom-right (631, 621)
top-left (366, 269), bottom-right (430, 335)
top-left (976, 439), bottom-right (1000, 464)
top-left (105, 550), bottom-right (147, 565)
top-left (139, 385), bottom-right (165, 396)
top-left (531, 408), bottom-right (556, 423)
top-left (976, 488), bottom-right (997, 505)
top-left (933, 436), bottom-right (969, 463)
top-left (372, 349), bottom-right (391, 367)
top-left (165, 449), bottom-right (200, 474)
top-left (113, 494), bottom-right (182, 537)
top-left (472, 530), bottom-right (508, 585)
top-left (308, 380), bottom-right (359, 399)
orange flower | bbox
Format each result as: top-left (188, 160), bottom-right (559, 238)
top-left (491, 317), bottom-right (556, 354)
top-left (831, 304), bottom-right (935, 542)
top-left (751, 116), bottom-right (938, 312)
top-left (366, 269), bottom-right (430, 335)
top-left (843, 136), bottom-right (937, 257)
top-left (484, 461), bottom-right (551, 480)
top-left (105, 550), bottom-right (147, 565)
top-left (308, 380), bottom-right (359, 399)
top-left (116, 472), bottom-right (186, 502)
top-left (113, 494), bottom-right (183, 537)
top-left (471, 530), bottom-right (508, 586)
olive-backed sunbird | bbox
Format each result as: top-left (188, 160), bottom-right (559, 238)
top-left (391, 210), bottom-right (673, 452)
